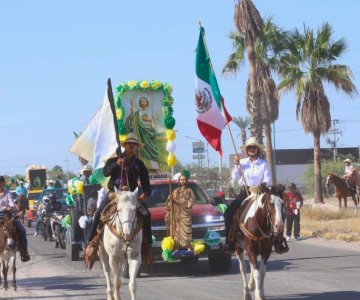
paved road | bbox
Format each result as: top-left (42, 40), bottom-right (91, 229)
top-left (1, 227), bottom-right (360, 300)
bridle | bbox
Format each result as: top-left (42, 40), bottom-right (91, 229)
top-left (240, 190), bottom-right (283, 241)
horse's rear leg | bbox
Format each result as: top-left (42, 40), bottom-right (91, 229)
top-left (235, 250), bottom-right (251, 300)
top-left (98, 246), bottom-right (114, 300)
top-left (0, 261), bottom-right (2, 285)
top-left (11, 256), bottom-right (16, 291)
top-left (109, 256), bottom-right (122, 300)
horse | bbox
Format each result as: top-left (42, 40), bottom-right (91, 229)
top-left (0, 210), bottom-right (21, 291)
top-left (233, 185), bottom-right (286, 300)
top-left (326, 173), bottom-right (358, 211)
top-left (15, 194), bottom-right (29, 225)
top-left (98, 188), bottom-right (143, 300)
top-left (348, 169), bottom-right (360, 205)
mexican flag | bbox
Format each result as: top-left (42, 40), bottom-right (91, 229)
top-left (195, 26), bottom-right (232, 156)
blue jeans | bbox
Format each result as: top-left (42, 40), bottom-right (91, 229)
top-left (35, 218), bottom-right (41, 233)
top-left (14, 220), bottom-right (28, 250)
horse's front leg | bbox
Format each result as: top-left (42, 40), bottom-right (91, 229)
top-left (235, 250), bottom-right (251, 300)
top-left (11, 255), bottom-right (16, 291)
top-left (249, 257), bottom-right (264, 300)
top-left (338, 197), bottom-right (341, 209)
top-left (344, 197), bottom-right (348, 209)
top-left (259, 258), bottom-right (266, 297)
top-left (98, 245), bottom-right (113, 300)
top-left (109, 256), bottom-right (122, 300)
top-left (0, 260), bottom-right (2, 285)
top-left (128, 255), bottom-right (141, 300)
top-left (2, 260), bottom-right (8, 290)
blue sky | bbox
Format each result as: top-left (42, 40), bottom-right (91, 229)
top-left (1, 0), bottom-right (360, 176)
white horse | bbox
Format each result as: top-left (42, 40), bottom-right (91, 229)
top-left (0, 213), bottom-right (18, 291)
top-left (98, 188), bottom-right (143, 300)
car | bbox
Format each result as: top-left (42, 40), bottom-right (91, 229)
top-left (148, 180), bottom-right (231, 273)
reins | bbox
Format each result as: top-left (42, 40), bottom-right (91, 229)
top-left (239, 192), bottom-right (274, 241)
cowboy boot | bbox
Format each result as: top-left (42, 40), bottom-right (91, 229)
top-left (17, 243), bottom-right (30, 262)
top-left (84, 233), bottom-right (101, 270)
top-left (141, 238), bottom-right (154, 268)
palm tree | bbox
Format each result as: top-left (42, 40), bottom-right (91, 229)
top-left (232, 116), bottom-right (251, 145)
top-left (225, 4), bottom-right (287, 182)
top-left (278, 23), bottom-right (357, 202)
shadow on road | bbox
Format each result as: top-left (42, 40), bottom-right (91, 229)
top-left (268, 291), bottom-right (360, 300)
top-left (141, 256), bottom-right (293, 279)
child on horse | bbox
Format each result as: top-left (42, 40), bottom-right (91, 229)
top-left (84, 133), bottom-right (152, 269)
top-left (0, 175), bottom-right (30, 262)
top-left (224, 137), bottom-right (288, 254)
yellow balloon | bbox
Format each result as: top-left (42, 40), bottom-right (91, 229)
top-left (166, 129), bottom-right (176, 141)
top-left (161, 236), bottom-right (174, 251)
top-left (75, 181), bottom-right (84, 194)
top-left (119, 134), bottom-right (126, 142)
top-left (194, 244), bottom-right (205, 255)
top-left (167, 153), bottom-right (177, 167)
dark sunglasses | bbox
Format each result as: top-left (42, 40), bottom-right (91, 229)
top-left (247, 146), bottom-right (258, 150)
top-left (125, 142), bottom-right (138, 145)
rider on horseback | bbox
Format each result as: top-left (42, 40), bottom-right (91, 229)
top-left (224, 137), bottom-right (288, 253)
top-left (343, 158), bottom-right (356, 194)
top-left (0, 175), bottom-right (30, 262)
top-left (84, 133), bottom-right (152, 269)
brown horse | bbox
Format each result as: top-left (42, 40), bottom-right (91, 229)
top-left (234, 185), bottom-right (286, 300)
top-left (348, 169), bottom-right (360, 205)
top-left (0, 210), bottom-right (20, 291)
top-left (15, 194), bottom-right (29, 225)
top-left (326, 173), bottom-right (358, 210)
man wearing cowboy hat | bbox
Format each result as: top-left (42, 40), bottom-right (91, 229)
top-left (224, 137), bottom-right (272, 252)
top-left (80, 164), bottom-right (93, 184)
top-left (84, 132), bottom-right (152, 269)
top-left (343, 158), bottom-right (356, 193)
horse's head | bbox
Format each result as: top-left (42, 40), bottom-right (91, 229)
top-left (326, 173), bottom-right (334, 187)
top-left (262, 184), bottom-right (286, 236)
top-left (0, 213), bottom-right (17, 251)
top-left (112, 187), bottom-right (140, 242)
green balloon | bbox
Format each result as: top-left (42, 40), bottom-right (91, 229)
top-left (164, 116), bottom-right (176, 129)
top-left (89, 175), bottom-right (98, 185)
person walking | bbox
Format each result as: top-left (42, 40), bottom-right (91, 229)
top-left (285, 183), bottom-right (304, 241)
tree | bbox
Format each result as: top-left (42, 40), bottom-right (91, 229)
top-left (232, 116), bottom-right (251, 145)
top-left (225, 4), bottom-right (287, 182)
top-left (278, 23), bottom-right (357, 202)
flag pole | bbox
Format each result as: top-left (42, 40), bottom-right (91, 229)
top-left (198, 22), bottom-right (249, 196)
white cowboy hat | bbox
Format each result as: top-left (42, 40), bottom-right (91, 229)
top-left (120, 132), bottom-right (144, 148)
top-left (343, 158), bottom-right (352, 164)
top-left (81, 165), bottom-right (93, 173)
top-left (241, 137), bottom-right (264, 152)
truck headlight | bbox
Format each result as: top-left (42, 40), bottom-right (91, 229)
top-left (205, 215), bottom-right (224, 222)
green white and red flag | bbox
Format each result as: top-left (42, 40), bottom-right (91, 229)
top-left (195, 26), bottom-right (232, 156)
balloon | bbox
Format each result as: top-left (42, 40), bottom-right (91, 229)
top-left (166, 129), bottom-right (176, 141)
top-left (164, 116), bottom-right (176, 129)
top-left (161, 236), bottom-right (174, 251)
top-left (75, 181), bottom-right (84, 194)
top-left (167, 153), bottom-right (177, 167)
top-left (139, 80), bottom-right (150, 89)
top-left (194, 244), bottom-right (205, 255)
top-left (182, 169), bottom-right (191, 179)
top-left (166, 141), bottom-right (176, 153)
top-left (66, 194), bottom-right (75, 207)
top-left (127, 80), bottom-right (137, 89)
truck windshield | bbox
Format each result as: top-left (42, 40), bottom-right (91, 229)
top-left (146, 183), bottom-right (209, 208)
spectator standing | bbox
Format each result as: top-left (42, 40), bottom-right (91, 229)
top-left (286, 183), bottom-right (304, 241)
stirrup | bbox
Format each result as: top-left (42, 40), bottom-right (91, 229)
top-left (21, 250), bottom-right (30, 262)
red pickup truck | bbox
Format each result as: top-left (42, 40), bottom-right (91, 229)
top-left (147, 180), bottom-right (232, 273)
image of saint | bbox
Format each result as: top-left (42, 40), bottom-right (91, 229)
top-left (165, 175), bottom-right (195, 249)
top-left (125, 96), bottom-right (159, 170)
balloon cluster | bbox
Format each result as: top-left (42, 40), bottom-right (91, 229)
top-left (66, 177), bottom-right (84, 207)
top-left (114, 80), bottom-right (177, 168)
top-left (161, 236), bottom-right (175, 262)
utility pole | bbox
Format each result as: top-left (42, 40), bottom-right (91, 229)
top-left (65, 156), bottom-right (70, 182)
top-left (326, 119), bottom-right (342, 162)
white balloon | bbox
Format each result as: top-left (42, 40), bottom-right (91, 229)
top-left (166, 140), bottom-right (176, 153)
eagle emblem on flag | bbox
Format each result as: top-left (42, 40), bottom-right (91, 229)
top-left (195, 87), bottom-right (212, 113)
